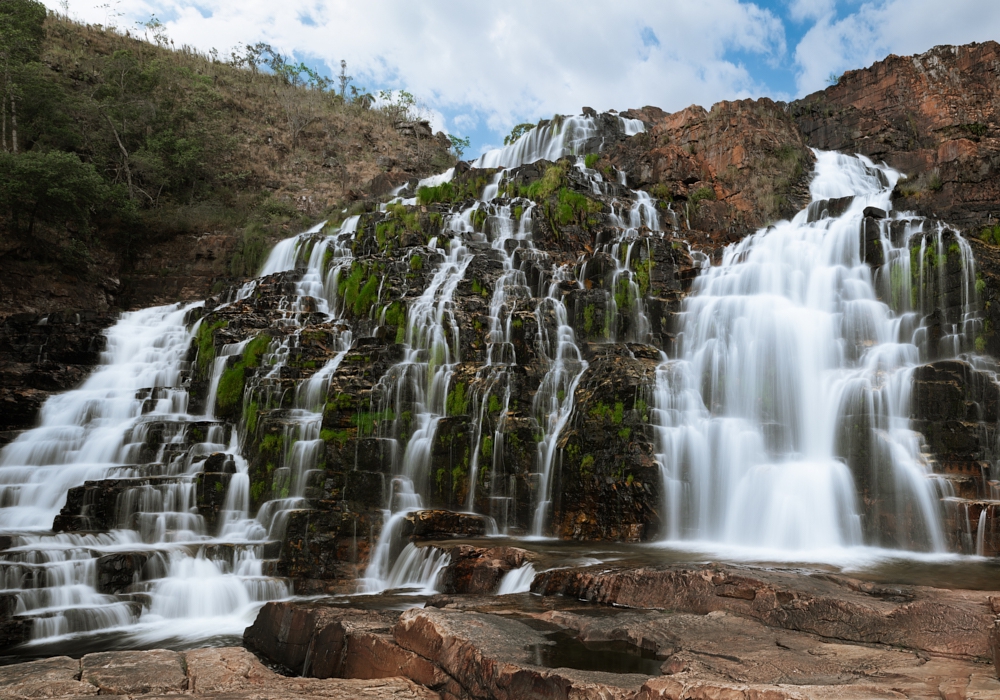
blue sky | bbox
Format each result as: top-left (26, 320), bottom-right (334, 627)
top-left (50, 1), bottom-right (1000, 156)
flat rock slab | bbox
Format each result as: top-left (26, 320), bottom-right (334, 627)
top-left (81, 649), bottom-right (188, 695)
top-left (394, 606), bottom-right (649, 699)
top-left (0, 647), bottom-right (438, 700)
top-left (0, 655), bottom-right (98, 698)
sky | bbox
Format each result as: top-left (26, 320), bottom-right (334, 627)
top-left (46, 0), bottom-right (1000, 156)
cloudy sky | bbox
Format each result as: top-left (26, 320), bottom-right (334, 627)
top-left (47, 0), bottom-right (1000, 154)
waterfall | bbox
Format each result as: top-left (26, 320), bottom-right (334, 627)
top-left (0, 304), bottom-right (290, 644)
top-left (650, 151), bottom-right (978, 554)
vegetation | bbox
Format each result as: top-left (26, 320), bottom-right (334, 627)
top-left (504, 122), bottom-right (534, 146)
top-left (0, 4), bottom-right (452, 303)
top-left (982, 225), bottom-right (1000, 246)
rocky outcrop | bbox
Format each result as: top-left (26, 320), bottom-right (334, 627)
top-left (792, 42), bottom-right (1000, 233)
top-left (0, 647), bottom-right (438, 699)
top-left (0, 310), bottom-right (114, 442)
top-left (532, 563), bottom-right (996, 660)
top-left (243, 577), bottom-right (1000, 700)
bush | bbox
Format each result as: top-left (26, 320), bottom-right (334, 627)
top-left (0, 150), bottom-right (107, 238)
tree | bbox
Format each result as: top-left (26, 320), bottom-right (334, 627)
top-left (504, 122), bottom-right (535, 146)
top-left (0, 150), bottom-right (107, 239)
top-left (448, 134), bottom-right (471, 159)
top-left (0, 0), bottom-right (46, 153)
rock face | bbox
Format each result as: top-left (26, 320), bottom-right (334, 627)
top-left (244, 567), bottom-right (1000, 700)
top-left (0, 311), bottom-right (114, 443)
top-left (0, 647), bottom-right (439, 700)
top-left (792, 42), bottom-right (1000, 234)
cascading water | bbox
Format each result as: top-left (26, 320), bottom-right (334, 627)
top-left (650, 151), bottom-right (978, 555)
top-left (0, 305), bottom-right (290, 645)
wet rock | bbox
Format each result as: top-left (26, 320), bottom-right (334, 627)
top-left (437, 545), bottom-right (533, 594)
top-left (81, 649), bottom-right (188, 695)
top-left (393, 606), bottom-right (649, 699)
top-left (96, 552), bottom-right (149, 594)
top-left (401, 509), bottom-right (491, 540)
top-left (531, 563), bottom-right (997, 660)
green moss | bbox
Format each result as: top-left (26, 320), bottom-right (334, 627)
top-left (245, 401), bottom-right (259, 435)
top-left (216, 365), bottom-right (245, 413)
top-left (522, 164), bottom-right (565, 200)
top-left (689, 186), bottom-right (716, 206)
top-left (481, 435), bottom-right (493, 458)
top-left (320, 428), bottom-right (350, 446)
top-left (976, 275), bottom-right (986, 295)
top-left (471, 208), bottom-right (488, 231)
top-left (326, 393), bottom-right (354, 412)
top-left (612, 402), bottom-right (624, 425)
top-left (352, 410), bottom-right (394, 436)
top-left (417, 181), bottom-right (454, 205)
top-left (409, 254), bottom-right (423, 271)
top-left (244, 335), bottom-right (271, 367)
top-left (250, 480), bottom-right (266, 503)
top-left (488, 394), bottom-right (502, 415)
top-left (447, 382), bottom-right (469, 416)
top-left (580, 454), bottom-right (595, 477)
top-left (196, 319), bottom-right (228, 378)
top-left (981, 225), bottom-right (1000, 246)
top-left (584, 153), bottom-right (600, 169)
top-left (635, 398), bottom-right (648, 422)
top-left (618, 427), bottom-right (631, 440)
top-left (634, 257), bottom-right (654, 296)
top-left (589, 401), bottom-right (611, 420)
top-left (583, 304), bottom-right (595, 335)
top-left (214, 481), bottom-right (224, 493)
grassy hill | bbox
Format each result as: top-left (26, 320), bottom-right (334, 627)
top-left (0, 4), bottom-right (455, 315)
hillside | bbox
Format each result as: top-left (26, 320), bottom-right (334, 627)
top-left (0, 6), bottom-right (455, 317)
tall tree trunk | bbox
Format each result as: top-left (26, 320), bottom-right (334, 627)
top-left (103, 113), bottom-right (134, 199)
top-left (10, 97), bottom-right (17, 154)
top-left (2, 94), bottom-right (7, 152)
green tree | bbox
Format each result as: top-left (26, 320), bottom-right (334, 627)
top-left (0, 0), bottom-right (46, 153)
top-left (0, 150), bottom-right (107, 238)
top-left (504, 122), bottom-right (534, 146)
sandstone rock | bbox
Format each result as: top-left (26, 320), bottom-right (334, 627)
top-left (401, 510), bottom-right (491, 540)
top-left (532, 564), bottom-right (997, 660)
top-left (80, 649), bottom-right (188, 695)
top-left (393, 607), bottom-right (648, 700)
top-left (437, 545), bottom-right (532, 594)
top-left (0, 656), bottom-right (97, 698)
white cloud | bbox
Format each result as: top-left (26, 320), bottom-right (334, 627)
top-left (792, 0), bottom-right (1000, 96)
top-left (50, 0), bottom-right (785, 134)
top-left (787, 0), bottom-right (836, 22)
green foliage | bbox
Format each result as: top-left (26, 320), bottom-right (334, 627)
top-left (583, 304), bottom-right (595, 335)
top-left (339, 261), bottom-right (380, 317)
top-left (245, 400), bottom-right (259, 435)
top-left (417, 181), bottom-right (454, 205)
top-left (618, 427), bottom-right (632, 440)
top-left (554, 187), bottom-right (591, 226)
top-left (584, 153), bottom-right (600, 169)
top-left (447, 134), bottom-right (470, 159)
top-left (689, 186), bottom-right (716, 206)
top-left (409, 253), bottom-right (423, 271)
top-left (481, 435), bottom-right (493, 458)
top-left (612, 401), bottom-right (624, 425)
top-left (580, 454), bottom-right (595, 477)
top-left (634, 256), bottom-right (654, 296)
top-left (521, 164), bottom-right (565, 200)
top-left (0, 151), bottom-right (108, 238)
top-left (504, 122), bottom-right (534, 146)
top-left (447, 382), bottom-right (469, 416)
top-left (216, 364), bottom-right (245, 413)
top-left (976, 274), bottom-right (986, 295)
top-left (351, 409), bottom-right (394, 436)
top-left (981, 225), bottom-right (1000, 246)
top-left (196, 319), bottom-right (227, 377)
top-left (320, 428), bottom-right (350, 446)
top-left (488, 394), bottom-right (502, 415)
top-left (244, 335), bottom-right (271, 367)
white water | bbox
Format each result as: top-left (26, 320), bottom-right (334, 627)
top-left (497, 562), bottom-right (535, 594)
top-left (0, 305), bottom-right (290, 644)
top-left (651, 151), bottom-right (976, 553)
